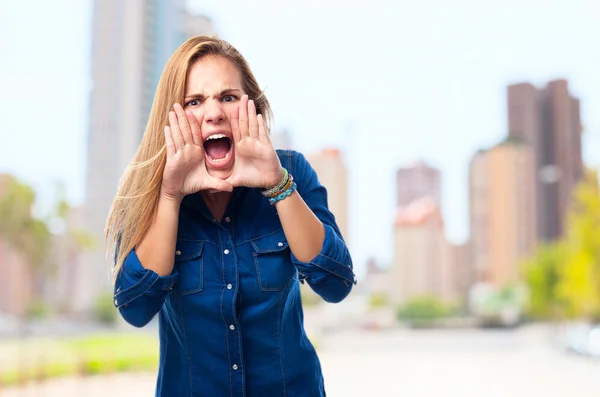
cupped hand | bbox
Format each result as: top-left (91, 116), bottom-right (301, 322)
top-left (226, 96), bottom-right (284, 189)
top-left (161, 104), bottom-right (234, 200)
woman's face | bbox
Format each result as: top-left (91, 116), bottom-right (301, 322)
top-left (183, 55), bottom-right (245, 180)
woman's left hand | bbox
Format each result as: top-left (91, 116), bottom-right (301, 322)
top-left (226, 95), bottom-right (284, 189)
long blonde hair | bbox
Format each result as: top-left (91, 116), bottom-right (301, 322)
top-left (106, 36), bottom-right (272, 280)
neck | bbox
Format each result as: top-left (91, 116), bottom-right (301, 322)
top-left (200, 190), bottom-right (232, 222)
top-left (200, 190), bottom-right (232, 206)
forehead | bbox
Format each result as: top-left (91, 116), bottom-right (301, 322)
top-left (185, 55), bottom-right (243, 95)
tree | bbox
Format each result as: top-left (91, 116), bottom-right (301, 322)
top-left (0, 176), bottom-right (94, 317)
top-left (523, 242), bottom-right (566, 320)
top-left (523, 169), bottom-right (600, 321)
top-left (555, 169), bottom-right (600, 320)
top-left (0, 176), bottom-right (52, 278)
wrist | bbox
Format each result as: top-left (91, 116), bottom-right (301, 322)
top-left (262, 168), bottom-right (288, 194)
top-left (160, 188), bottom-right (184, 206)
top-left (263, 167), bottom-right (286, 190)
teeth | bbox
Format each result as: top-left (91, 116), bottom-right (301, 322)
top-left (206, 134), bottom-right (227, 141)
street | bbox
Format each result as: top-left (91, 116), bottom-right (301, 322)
top-left (2, 325), bottom-right (600, 396)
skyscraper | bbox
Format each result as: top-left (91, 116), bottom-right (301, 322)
top-left (390, 197), bottom-right (447, 303)
top-left (305, 149), bottom-right (349, 244)
top-left (469, 138), bottom-right (537, 287)
top-left (396, 161), bottom-right (441, 207)
top-left (80, 1), bottom-right (215, 312)
top-left (507, 79), bottom-right (583, 241)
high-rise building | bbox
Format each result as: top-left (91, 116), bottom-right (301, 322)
top-left (305, 149), bottom-right (349, 244)
top-left (390, 197), bottom-right (448, 303)
top-left (81, 1), bottom-right (216, 312)
top-left (507, 79), bottom-right (583, 241)
top-left (396, 161), bottom-right (441, 207)
top-left (469, 138), bottom-right (537, 287)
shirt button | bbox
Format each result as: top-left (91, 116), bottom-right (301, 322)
top-left (277, 242), bottom-right (284, 247)
top-left (114, 299), bottom-right (118, 306)
top-left (225, 217), bottom-right (231, 222)
top-left (224, 249), bottom-right (230, 255)
top-left (227, 284), bottom-right (232, 290)
top-left (175, 250), bottom-right (181, 256)
top-left (230, 324), bottom-right (235, 331)
top-left (232, 364), bottom-right (238, 370)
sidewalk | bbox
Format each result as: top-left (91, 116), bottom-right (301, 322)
top-left (3, 326), bottom-right (600, 396)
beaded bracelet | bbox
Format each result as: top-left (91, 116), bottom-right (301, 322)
top-left (268, 182), bottom-right (297, 205)
top-left (261, 168), bottom-right (289, 198)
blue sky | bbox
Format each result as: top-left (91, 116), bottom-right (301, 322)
top-left (1, 0), bottom-right (598, 275)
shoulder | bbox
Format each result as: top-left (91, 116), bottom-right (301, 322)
top-left (276, 149), bottom-right (310, 172)
top-left (275, 149), bottom-right (318, 188)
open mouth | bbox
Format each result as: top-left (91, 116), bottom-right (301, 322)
top-left (203, 134), bottom-right (233, 162)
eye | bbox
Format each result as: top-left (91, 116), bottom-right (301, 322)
top-left (184, 99), bottom-right (201, 107)
top-left (222, 95), bottom-right (236, 103)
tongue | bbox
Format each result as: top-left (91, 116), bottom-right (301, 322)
top-left (205, 139), bottom-right (230, 160)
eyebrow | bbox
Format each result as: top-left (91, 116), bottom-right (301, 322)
top-left (184, 88), bottom-right (242, 99)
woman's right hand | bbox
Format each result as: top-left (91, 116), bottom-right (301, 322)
top-left (161, 103), bottom-right (233, 201)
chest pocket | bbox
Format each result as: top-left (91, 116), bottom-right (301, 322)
top-left (173, 239), bottom-right (204, 295)
top-left (251, 230), bottom-right (296, 292)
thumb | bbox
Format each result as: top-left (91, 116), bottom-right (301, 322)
top-left (204, 176), bottom-right (234, 192)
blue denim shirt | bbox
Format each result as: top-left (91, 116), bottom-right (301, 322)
top-left (113, 150), bottom-right (356, 397)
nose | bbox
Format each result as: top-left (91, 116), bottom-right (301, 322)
top-left (203, 98), bottom-right (225, 124)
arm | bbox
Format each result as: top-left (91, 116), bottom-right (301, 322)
top-left (114, 105), bottom-right (233, 327)
top-left (113, 193), bottom-right (181, 327)
top-left (135, 193), bottom-right (181, 276)
top-left (275, 191), bottom-right (325, 263)
top-left (278, 151), bottom-right (356, 303)
top-left (223, 99), bottom-right (355, 302)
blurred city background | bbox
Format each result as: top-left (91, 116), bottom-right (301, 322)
top-left (1, 0), bottom-right (600, 396)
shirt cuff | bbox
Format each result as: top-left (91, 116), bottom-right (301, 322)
top-left (114, 249), bottom-right (178, 308)
top-left (292, 224), bottom-right (356, 285)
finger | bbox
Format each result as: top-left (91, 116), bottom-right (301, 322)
top-left (257, 114), bottom-right (271, 144)
top-left (239, 95), bottom-right (249, 138)
top-left (164, 126), bottom-right (176, 158)
top-left (187, 110), bottom-right (204, 146)
top-left (248, 100), bottom-right (259, 138)
top-left (174, 103), bottom-right (192, 145)
top-left (230, 106), bottom-right (242, 143)
top-left (205, 176), bottom-right (234, 192)
top-left (169, 111), bottom-right (184, 150)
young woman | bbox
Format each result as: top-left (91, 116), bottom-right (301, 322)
top-left (106, 35), bottom-right (355, 396)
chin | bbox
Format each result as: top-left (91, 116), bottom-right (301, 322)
top-left (207, 167), bottom-right (233, 181)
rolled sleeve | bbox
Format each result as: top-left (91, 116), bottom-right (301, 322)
top-left (114, 249), bottom-right (178, 327)
top-left (292, 224), bottom-right (356, 284)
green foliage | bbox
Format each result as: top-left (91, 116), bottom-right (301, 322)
top-left (556, 170), bottom-right (600, 320)
top-left (523, 243), bottom-right (566, 319)
top-left (0, 176), bottom-right (52, 271)
top-left (0, 333), bottom-right (159, 386)
top-left (523, 169), bottom-right (600, 321)
top-left (396, 296), bottom-right (451, 323)
top-left (26, 299), bottom-right (52, 320)
top-left (368, 292), bottom-right (389, 309)
top-left (94, 292), bottom-right (118, 325)
top-left (0, 176), bottom-right (95, 317)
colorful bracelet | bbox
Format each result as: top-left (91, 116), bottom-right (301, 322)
top-left (261, 168), bottom-right (289, 198)
top-left (268, 182), bottom-right (297, 205)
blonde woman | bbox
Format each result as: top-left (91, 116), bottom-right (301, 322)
top-left (106, 36), bottom-right (355, 396)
